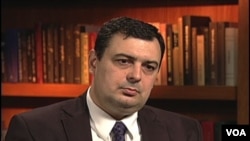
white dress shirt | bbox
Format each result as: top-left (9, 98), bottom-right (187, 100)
top-left (86, 87), bottom-right (141, 141)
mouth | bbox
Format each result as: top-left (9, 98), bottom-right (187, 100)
top-left (121, 87), bottom-right (139, 96)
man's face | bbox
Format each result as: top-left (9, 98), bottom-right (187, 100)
top-left (89, 33), bottom-right (161, 119)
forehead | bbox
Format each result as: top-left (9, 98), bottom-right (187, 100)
top-left (105, 34), bottom-right (161, 61)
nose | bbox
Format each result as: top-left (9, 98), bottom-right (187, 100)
top-left (126, 64), bottom-right (142, 83)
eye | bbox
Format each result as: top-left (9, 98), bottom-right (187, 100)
top-left (143, 64), bottom-right (157, 72)
top-left (117, 59), bottom-right (130, 64)
top-left (115, 58), bottom-right (133, 67)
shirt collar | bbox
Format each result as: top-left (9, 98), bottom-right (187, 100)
top-left (86, 87), bottom-right (140, 140)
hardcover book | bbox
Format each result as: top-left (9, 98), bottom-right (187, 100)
top-left (4, 29), bottom-right (20, 82)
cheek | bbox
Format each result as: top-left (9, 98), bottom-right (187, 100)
top-left (144, 75), bottom-right (158, 88)
top-left (97, 63), bottom-right (125, 82)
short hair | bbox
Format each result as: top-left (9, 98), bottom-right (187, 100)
top-left (94, 16), bottom-right (165, 66)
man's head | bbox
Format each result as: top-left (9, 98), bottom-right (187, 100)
top-left (94, 17), bottom-right (165, 66)
top-left (89, 17), bottom-right (165, 120)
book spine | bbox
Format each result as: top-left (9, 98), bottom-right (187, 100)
top-left (191, 27), bottom-right (198, 85)
top-left (80, 27), bottom-right (89, 85)
top-left (26, 30), bottom-right (34, 83)
top-left (30, 30), bottom-right (37, 83)
top-left (53, 24), bottom-right (60, 83)
top-left (225, 27), bottom-right (238, 86)
top-left (5, 29), bottom-right (20, 82)
top-left (217, 22), bottom-right (238, 85)
top-left (18, 31), bottom-right (23, 82)
top-left (172, 24), bottom-right (180, 86)
top-left (64, 24), bottom-right (74, 83)
top-left (46, 24), bottom-right (55, 83)
top-left (73, 24), bottom-right (81, 84)
top-left (1, 33), bottom-right (8, 82)
top-left (201, 121), bottom-right (215, 141)
top-left (20, 31), bottom-right (29, 82)
top-left (209, 22), bottom-right (219, 85)
top-left (42, 25), bottom-right (48, 83)
top-left (58, 24), bottom-right (66, 83)
top-left (177, 17), bottom-right (184, 85)
top-left (183, 24), bottom-right (193, 85)
top-left (196, 34), bottom-right (205, 86)
top-left (166, 24), bottom-right (174, 85)
top-left (203, 27), bottom-right (210, 85)
top-left (35, 23), bottom-right (44, 83)
top-left (217, 22), bottom-right (227, 85)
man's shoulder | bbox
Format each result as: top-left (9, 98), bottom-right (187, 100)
top-left (139, 105), bottom-right (202, 140)
top-left (18, 95), bottom-right (84, 119)
top-left (141, 105), bottom-right (200, 126)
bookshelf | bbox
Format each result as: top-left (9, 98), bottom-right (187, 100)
top-left (1, 0), bottom-right (249, 130)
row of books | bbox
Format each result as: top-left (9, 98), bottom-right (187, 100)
top-left (154, 15), bottom-right (238, 86)
top-left (1, 15), bottom-right (238, 86)
top-left (1, 23), bottom-right (100, 84)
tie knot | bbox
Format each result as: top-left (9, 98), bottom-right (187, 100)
top-left (112, 121), bottom-right (127, 141)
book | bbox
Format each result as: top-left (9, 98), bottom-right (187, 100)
top-left (42, 24), bottom-right (48, 83)
top-left (58, 24), bottom-right (66, 83)
top-left (201, 120), bottom-right (215, 141)
top-left (177, 17), bottom-right (184, 85)
top-left (18, 30), bottom-right (28, 82)
top-left (80, 27), bottom-right (89, 85)
top-left (35, 23), bottom-right (44, 83)
top-left (209, 22), bottom-right (219, 85)
top-left (4, 29), bottom-right (20, 82)
top-left (29, 30), bottom-right (37, 83)
top-left (45, 24), bottom-right (55, 83)
top-left (53, 24), bottom-right (60, 83)
top-left (191, 27), bottom-right (198, 85)
top-left (196, 27), bottom-right (210, 86)
top-left (196, 32), bottom-right (205, 85)
top-left (179, 15), bottom-right (211, 85)
top-left (73, 24), bottom-right (82, 84)
top-left (172, 24), bottom-right (181, 85)
top-left (64, 24), bottom-right (75, 83)
top-left (80, 24), bottom-right (100, 84)
top-left (166, 24), bottom-right (174, 85)
top-left (225, 27), bottom-right (238, 86)
top-left (1, 33), bottom-right (8, 82)
top-left (217, 22), bottom-right (238, 85)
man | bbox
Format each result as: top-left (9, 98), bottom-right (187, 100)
top-left (5, 17), bottom-right (202, 141)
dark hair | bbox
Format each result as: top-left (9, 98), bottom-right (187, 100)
top-left (94, 17), bottom-right (165, 66)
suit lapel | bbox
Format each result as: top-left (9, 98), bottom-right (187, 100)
top-left (61, 94), bottom-right (92, 141)
top-left (138, 106), bottom-right (170, 141)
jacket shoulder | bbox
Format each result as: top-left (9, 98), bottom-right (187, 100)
top-left (140, 105), bottom-right (203, 141)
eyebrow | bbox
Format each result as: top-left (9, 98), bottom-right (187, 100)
top-left (113, 53), bottom-right (159, 66)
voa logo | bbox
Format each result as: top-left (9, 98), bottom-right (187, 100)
top-left (226, 129), bottom-right (247, 136)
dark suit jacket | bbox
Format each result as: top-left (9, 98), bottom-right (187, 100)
top-left (5, 93), bottom-right (203, 141)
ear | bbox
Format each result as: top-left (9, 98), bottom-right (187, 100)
top-left (89, 49), bottom-right (97, 74)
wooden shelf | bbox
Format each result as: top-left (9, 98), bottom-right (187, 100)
top-left (151, 86), bottom-right (236, 100)
top-left (2, 83), bottom-right (236, 100)
top-left (1, 83), bottom-right (89, 98)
